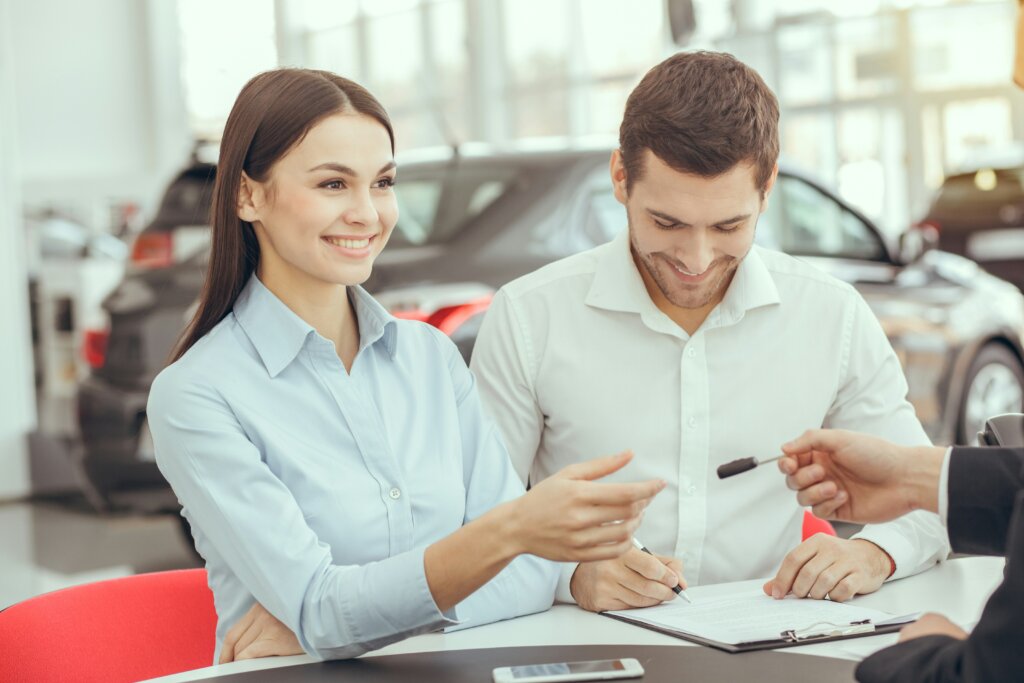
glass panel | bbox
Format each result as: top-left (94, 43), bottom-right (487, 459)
top-left (920, 104), bottom-right (944, 192)
top-left (782, 112), bottom-right (837, 186)
top-left (364, 8), bottom-right (422, 110)
top-left (295, 0), bottom-right (359, 30)
top-left (910, 2), bottom-right (1015, 92)
top-left (428, 0), bottom-right (469, 144)
top-left (177, 0), bottom-right (277, 138)
top-left (511, 88), bottom-right (570, 138)
top-left (359, 0), bottom-right (420, 17)
top-left (836, 109), bottom-right (885, 219)
top-left (306, 23), bottom-right (360, 77)
top-left (942, 98), bottom-right (1014, 172)
top-left (578, 0), bottom-right (663, 78)
top-left (502, 0), bottom-right (569, 87)
top-left (834, 16), bottom-right (899, 100)
top-left (584, 80), bottom-right (634, 136)
top-left (777, 23), bottom-right (832, 106)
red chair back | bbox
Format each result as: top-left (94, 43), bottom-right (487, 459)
top-left (0, 568), bottom-right (216, 683)
top-left (802, 509), bottom-right (837, 539)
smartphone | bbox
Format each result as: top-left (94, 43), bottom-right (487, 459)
top-left (492, 658), bottom-right (645, 683)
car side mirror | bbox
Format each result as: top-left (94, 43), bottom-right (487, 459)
top-left (979, 413), bottom-right (1024, 448)
top-left (898, 224), bottom-right (938, 264)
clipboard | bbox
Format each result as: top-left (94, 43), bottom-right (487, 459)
top-left (602, 611), bottom-right (917, 653)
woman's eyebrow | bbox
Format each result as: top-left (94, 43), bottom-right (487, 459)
top-left (307, 161), bottom-right (397, 175)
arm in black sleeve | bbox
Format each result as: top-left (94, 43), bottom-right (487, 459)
top-left (947, 447), bottom-right (1024, 555)
top-left (856, 488), bottom-right (1024, 683)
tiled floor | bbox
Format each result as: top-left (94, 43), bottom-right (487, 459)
top-left (0, 497), bottom-right (201, 610)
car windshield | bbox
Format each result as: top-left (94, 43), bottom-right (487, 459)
top-left (756, 174), bottom-right (888, 262)
top-left (390, 163), bottom-right (523, 247)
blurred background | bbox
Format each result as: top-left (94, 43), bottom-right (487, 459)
top-left (2, 0), bottom-right (1023, 614)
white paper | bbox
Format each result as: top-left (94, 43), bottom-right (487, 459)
top-left (607, 588), bottom-right (904, 645)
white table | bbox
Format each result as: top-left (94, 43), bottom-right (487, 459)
top-left (144, 556), bottom-right (1005, 682)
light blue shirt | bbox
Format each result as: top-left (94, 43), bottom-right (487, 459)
top-left (148, 276), bottom-right (557, 662)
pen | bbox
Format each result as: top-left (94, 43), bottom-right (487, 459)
top-left (716, 454), bottom-right (785, 479)
top-left (631, 537), bottom-right (692, 603)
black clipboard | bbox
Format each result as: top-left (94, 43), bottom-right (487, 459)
top-left (601, 611), bottom-right (917, 654)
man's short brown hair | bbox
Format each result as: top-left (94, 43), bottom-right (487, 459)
top-left (619, 51), bottom-right (779, 194)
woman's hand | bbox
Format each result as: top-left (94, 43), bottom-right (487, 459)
top-left (219, 602), bottom-right (304, 664)
top-left (507, 451), bottom-right (665, 562)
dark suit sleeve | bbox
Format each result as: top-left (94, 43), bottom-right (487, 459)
top-left (946, 447), bottom-right (1024, 556)
top-left (855, 450), bottom-right (1024, 683)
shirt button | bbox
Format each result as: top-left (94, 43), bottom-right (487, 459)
top-left (687, 485), bottom-right (697, 495)
top-left (687, 347), bottom-right (696, 357)
top-left (688, 416), bottom-right (697, 428)
top-left (388, 487), bottom-right (402, 500)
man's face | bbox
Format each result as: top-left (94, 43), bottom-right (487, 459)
top-left (612, 149), bottom-right (776, 312)
top-left (1015, 1), bottom-right (1024, 89)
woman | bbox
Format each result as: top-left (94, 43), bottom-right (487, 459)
top-left (148, 68), bottom-right (666, 665)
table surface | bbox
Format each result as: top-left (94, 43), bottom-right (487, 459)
top-left (144, 556), bottom-right (1005, 683)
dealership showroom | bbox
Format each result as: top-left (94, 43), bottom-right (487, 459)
top-left (2, 0), bottom-right (1024, 681)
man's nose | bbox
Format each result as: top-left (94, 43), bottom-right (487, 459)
top-left (676, 232), bottom-right (715, 274)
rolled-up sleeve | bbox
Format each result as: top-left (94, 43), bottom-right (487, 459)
top-left (148, 370), bottom-right (455, 661)
top-left (435, 329), bottom-right (558, 630)
top-left (825, 295), bottom-right (950, 580)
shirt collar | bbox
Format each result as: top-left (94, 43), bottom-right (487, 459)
top-left (585, 230), bottom-right (781, 330)
top-left (233, 276), bottom-right (398, 378)
top-left (717, 245), bottom-right (781, 324)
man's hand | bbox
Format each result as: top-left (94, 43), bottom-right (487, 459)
top-left (778, 429), bottom-right (945, 524)
top-left (762, 536), bottom-right (892, 602)
top-left (899, 613), bottom-right (968, 643)
top-left (219, 602), bottom-right (303, 664)
top-left (570, 547), bottom-right (685, 612)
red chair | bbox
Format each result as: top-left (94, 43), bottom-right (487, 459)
top-left (802, 509), bottom-right (837, 539)
top-left (0, 568), bottom-right (216, 683)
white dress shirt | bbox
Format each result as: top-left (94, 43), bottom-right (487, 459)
top-left (471, 230), bottom-right (950, 602)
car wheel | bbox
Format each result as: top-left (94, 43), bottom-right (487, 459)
top-left (958, 344), bottom-right (1024, 445)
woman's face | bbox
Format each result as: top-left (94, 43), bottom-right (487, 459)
top-left (240, 113), bottom-right (398, 291)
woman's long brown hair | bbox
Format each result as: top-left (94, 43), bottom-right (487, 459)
top-left (170, 69), bottom-right (394, 363)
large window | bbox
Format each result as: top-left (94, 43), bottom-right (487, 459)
top-left (177, 0), bottom-right (277, 139)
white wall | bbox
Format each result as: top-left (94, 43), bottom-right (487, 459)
top-left (0, 0), bottom-right (35, 500)
top-left (11, 0), bottom-right (191, 227)
top-left (2, 0), bottom-right (192, 498)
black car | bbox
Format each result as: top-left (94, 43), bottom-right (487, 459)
top-left (77, 146), bottom-right (1024, 508)
top-left (919, 164), bottom-right (1024, 293)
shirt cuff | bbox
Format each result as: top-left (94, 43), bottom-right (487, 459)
top-left (849, 526), bottom-right (909, 581)
top-left (555, 562), bottom-right (579, 604)
top-left (316, 546), bottom-right (458, 658)
top-left (938, 447), bottom-right (953, 527)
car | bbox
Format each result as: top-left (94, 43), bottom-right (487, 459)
top-left (76, 145), bottom-right (1024, 512)
top-left (919, 162), bottom-right (1024, 293)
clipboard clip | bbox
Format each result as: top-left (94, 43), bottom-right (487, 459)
top-left (781, 619), bottom-right (875, 643)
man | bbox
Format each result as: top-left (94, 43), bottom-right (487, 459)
top-left (777, 428), bottom-right (1023, 682)
top-left (470, 51), bottom-right (949, 612)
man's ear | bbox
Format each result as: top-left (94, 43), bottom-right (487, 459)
top-left (237, 172), bottom-right (261, 223)
top-left (760, 163), bottom-right (780, 211)
top-left (610, 149), bottom-right (629, 205)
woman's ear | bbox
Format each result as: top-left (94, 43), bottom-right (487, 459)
top-left (237, 172), bottom-right (261, 223)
